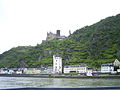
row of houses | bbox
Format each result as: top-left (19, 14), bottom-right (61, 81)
top-left (0, 54), bottom-right (120, 75)
top-left (53, 54), bottom-right (120, 74)
top-left (0, 68), bottom-right (41, 74)
top-left (0, 66), bottom-right (92, 75)
top-left (101, 59), bottom-right (120, 73)
top-left (0, 63), bottom-right (118, 75)
top-left (53, 53), bottom-right (92, 76)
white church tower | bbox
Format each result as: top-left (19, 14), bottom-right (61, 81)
top-left (53, 53), bottom-right (62, 73)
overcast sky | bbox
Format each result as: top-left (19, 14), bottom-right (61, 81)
top-left (0, 0), bottom-right (120, 54)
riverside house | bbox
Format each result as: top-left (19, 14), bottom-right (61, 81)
top-left (101, 63), bottom-right (114, 73)
top-left (0, 68), bottom-right (22, 74)
top-left (23, 68), bottom-right (41, 74)
top-left (113, 59), bottom-right (120, 66)
top-left (41, 67), bottom-right (53, 74)
top-left (64, 65), bottom-right (87, 74)
top-left (0, 68), bottom-right (9, 74)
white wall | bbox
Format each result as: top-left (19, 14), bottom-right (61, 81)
top-left (101, 66), bottom-right (114, 73)
top-left (64, 66), bottom-right (87, 74)
top-left (53, 55), bottom-right (62, 73)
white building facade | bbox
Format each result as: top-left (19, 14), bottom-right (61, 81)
top-left (23, 68), bottom-right (41, 74)
top-left (53, 54), bottom-right (62, 73)
top-left (64, 65), bottom-right (87, 74)
top-left (101, 63), bottom-right (114, 73)
top-left (113, 59), bottom-right (120, 66)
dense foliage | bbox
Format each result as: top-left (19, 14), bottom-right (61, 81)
top-left (0, 14), bottom-right (120, 68)
top-left (0, 46), bottom-right (33, 68)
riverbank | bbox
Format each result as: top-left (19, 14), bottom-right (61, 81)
top-left (0, 74), bottom-right (120, 79)
top-left (1, 76), bottom-right (120, 89)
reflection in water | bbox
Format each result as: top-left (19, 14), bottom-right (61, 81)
top-left (0, 77), bottom-right (120, 89)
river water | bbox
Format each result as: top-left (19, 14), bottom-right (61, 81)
top-left (0, 77), bottom-right (120, 89)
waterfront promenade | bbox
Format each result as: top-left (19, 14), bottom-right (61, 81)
top-left (0, 74), bottom-right (120, 79)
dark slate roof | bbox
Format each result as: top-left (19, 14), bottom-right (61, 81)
top-left (64, 65), bottom-right (86, 68)
top-left (101, 63), bottom-right (113, 66)
top-left (54, 53), bottom-right (61, 57)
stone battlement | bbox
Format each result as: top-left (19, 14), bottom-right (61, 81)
top-left (43, 30), bottom-right (66, 42)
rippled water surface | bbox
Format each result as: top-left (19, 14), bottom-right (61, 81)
top-left (0, 77), bottom-right (120, 89)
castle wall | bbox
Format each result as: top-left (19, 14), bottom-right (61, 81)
top-left (46, 32), bottom-right (56, 41)
top-left (45, 30), bottom-right (66, 42)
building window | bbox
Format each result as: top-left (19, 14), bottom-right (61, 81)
top-left (55, 66), bottom-right (57, 69)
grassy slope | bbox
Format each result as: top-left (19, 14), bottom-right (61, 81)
top-left (0, 14), bottom-right (120, 68)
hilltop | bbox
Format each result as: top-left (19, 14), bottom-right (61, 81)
top-left (0, 14), bottom-right (120, 68)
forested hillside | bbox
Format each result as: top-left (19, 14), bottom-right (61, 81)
top-left (0, 46), bottom-right (33, 67)
top-left (0, 14), bottom-right (120, 68)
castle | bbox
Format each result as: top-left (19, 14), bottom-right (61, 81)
top-left (43, 30), bottom-right (66, 42)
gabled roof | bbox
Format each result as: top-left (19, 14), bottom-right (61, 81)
top-left (115, 59), bottom-right (120, 62)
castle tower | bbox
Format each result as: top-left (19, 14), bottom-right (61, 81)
top-left (56, 30), bottom-right (60, 37)
top-left (53, 53), bottom-right (62, 73)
